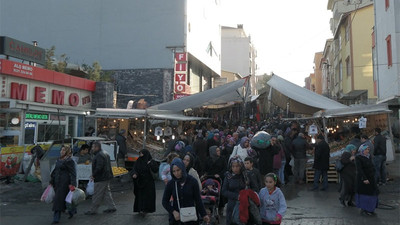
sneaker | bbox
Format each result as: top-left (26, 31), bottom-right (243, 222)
top-left (103, 208), bottom-right (117, 213)
top-left (84, 211), bottom-right (97, 215)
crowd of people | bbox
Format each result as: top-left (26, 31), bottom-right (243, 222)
top-left (48, 119), bottom-right (388, 224)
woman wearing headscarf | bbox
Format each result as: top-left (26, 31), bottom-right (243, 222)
top-left (162, 158), bottom-right (210, 225)
top-left (204, 146), bottom-right (227, 180)
top-left (355, 144), bottom-right (379, 216)
top-left (339, 144), bottom-right (357, 207)
top-left (131, 149), bottom-right (158, 216)
top-left (50, 145), bottom-right (77, 224)
top-left (183, 152), bottom-right (202, 190)
top-left (221, 136), bottom-right (235, 162)
top-left (222, 156), bottom-right (258, 225)
top-left (229, 137), bottom-right (251, 161)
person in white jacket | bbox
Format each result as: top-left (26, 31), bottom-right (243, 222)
top-left (230, 137), bottom-right (251, 161)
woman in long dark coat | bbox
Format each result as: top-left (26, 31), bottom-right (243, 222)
top-left (50, 145), bottom-right (77, 224)
top-left (355, 144), bottom-right (379, 216)
top-left (339, 144), bottom-right (357, 206)
top-left (131, 149), bottom-right (158, 216)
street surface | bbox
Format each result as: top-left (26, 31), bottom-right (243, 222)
top-left (1, 154), bottom-right (399, 225)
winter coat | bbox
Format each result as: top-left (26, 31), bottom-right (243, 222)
top-left (340, 152), bottom-right (356, 195)
top-left (373, 134), bottom-right (387, 156)
top-left (131, 149), bottom-right (157, 213)
top-left (256, 144), bottom-right (280, 176)
top-left (50, 157), bottom-right (77, 211)
top-left (222, 171), bottom-right (258, 225)
top-left (259, 187), bottom-right (287, 224)
top-left (204, 156), bottom-right (227, 180)
top-left (291, 136), bottom-right (309, 159)
top-left (115, 134), bottom-right (127, 158)
top-left (355, 155), bottom-right (378, 196)
top-left (246, 168), bottom-right (263, 192)
top-left (313, 140), bottom-right (330, 170)
top-left (273, 143), bottom-right (286, 170)
top-left (92, 150), bottom-right (113, 182)
top-left (239, 189), bottom-right (261, 224)
top-left (162, 158), bottom-right (207, 221)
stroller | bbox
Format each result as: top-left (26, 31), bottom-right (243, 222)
top-left (200, 176), bottom-right (222, 225)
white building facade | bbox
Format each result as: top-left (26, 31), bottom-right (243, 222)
top-left (373, 0), bottom-right (400, 104)
top-left (221, 25), bottom-right (257, 95)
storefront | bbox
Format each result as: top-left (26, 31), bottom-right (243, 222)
top-left (0, 59), bottom-right (95, 146)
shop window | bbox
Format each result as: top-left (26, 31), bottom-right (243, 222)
top-left (38, 124), bottom-right (65, 142)
top-left (68, 116), bottom-right (76, 138)
top-left (386, 35), bottom-right (392, 67)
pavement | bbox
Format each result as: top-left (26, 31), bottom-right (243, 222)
top-left (0, 154), bottom-right (399, 225)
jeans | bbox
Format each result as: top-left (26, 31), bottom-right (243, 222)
top-left (293, 158), bottom-right (307, 182)
top-left (278, 160), bottom-right (286, 183)
top-left (373, 155), bottom-right (387, 184)
top-left (313, 169), bottom-right (328, 190)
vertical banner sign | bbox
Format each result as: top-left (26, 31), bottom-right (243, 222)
top-left (174, 53), bottom-right (188, 99)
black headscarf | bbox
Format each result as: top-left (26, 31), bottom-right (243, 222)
top-left (183, 152), bottom-right (195, 173)
top-left (134, 149), bottom-right (153, 175)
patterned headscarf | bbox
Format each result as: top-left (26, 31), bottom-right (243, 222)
top-left (344, 144), bottom-right (357, 153)
top-left (358, 144), bottom-right (370, 158)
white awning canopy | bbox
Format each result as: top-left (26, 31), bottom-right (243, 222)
top-left (313, 103), bottom-right (392, 118)
top-left (90, 108), bottom-right (208, 121)
top-left (267, 75), bottom-right (348, 115)
top-left (149, 78), bottom-right (248, 112)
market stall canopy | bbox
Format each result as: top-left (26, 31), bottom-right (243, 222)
top-left (91, 108), bottom-right (208, 121)
top-left (313, 103), bottom-right (392, 118)
top-left (149, 78), bottom-right (248, 112)
top-left (267, 75), bottom-right (348, 114)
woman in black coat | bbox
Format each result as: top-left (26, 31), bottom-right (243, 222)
top-left (162, 158), bottom-right (210, 225)
top-left (131, 149), bottom-right (158, 216)
top-left (339, 144), bottom-right (357, 206)
top-left (222, 156), bottom-right (257, 225)
top-left (355, 144), bottom-right (379, 216)
top-left (204, 146), bottom-right (227, 180)
top-left (50, 145), bottom-right (77, 224)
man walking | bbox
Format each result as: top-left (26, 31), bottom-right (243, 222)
top-left (311, 135), bottom-right (330, 191)
top-left (85, 142), bottom-right (117, 215)
top-left (373, 128), bottom-right (387, 185)
top-left (291, 133), bottom-right (310, 184)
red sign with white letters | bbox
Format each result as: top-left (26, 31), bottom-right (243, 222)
top-left (175, 53), bottom-right (187, 62)
top-left (175, 74), bottom-right (186, 83)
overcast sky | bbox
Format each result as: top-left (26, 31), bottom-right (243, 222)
top-left (220, 0), bottom-right (333, 86)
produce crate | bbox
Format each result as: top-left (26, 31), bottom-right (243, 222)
top-left (306, 164), bottom-right (339, 183)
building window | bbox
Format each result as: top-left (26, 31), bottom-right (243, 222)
top-left (371, 30), bottom-right (375, 48)
top-left (339, 60), bottom-right (343, 81)
top-left (346, 57), bottom-right (352, 77)
top-left (385, 0), bottom-right (390, 10)
top-left (338, 30), bottom-right (342, 49)
top-left (386, 35), bottom-right (392, 67)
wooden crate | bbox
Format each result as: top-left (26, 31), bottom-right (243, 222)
top-left (306, 164), bottom-right (339, 183)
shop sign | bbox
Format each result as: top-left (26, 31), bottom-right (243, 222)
top-left (175, 53), bottom-right (187, 62)
top-left (26, 113), bottom-right (48, 120)
top-left (50, 114), bottom-right (66, 121)
top-left (10, 81), bottom-right (91, 107)
top-left (174, 52), bottom-right (189, 94)
top-left (0, 36), bottom-right (46, 65)
top-left (24, 122), bottom-right (36, 129)
top-left (174, 94), bottom-right (190, 100)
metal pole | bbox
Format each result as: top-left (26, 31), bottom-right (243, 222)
top-left (322, 117), bottom-right (328, 143)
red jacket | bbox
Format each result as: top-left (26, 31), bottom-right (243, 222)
top-left (239, 189), bottom-right (260, 223)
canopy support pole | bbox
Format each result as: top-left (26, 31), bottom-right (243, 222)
top-left (143, 115), bottom-right (147, 149)
top-left (322, 117), bottom-right (328, 143)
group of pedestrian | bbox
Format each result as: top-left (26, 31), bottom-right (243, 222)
top-left (338, 127), bottom-right (387, 216)
top-left (50, 142), bottom-right (116, 224)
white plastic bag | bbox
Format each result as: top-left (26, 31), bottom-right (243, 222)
top-left (65, 191), bottom-right (73, 204)
top-left (72, 188), bottom-right (86, 205)
top-left (41, 185), bottom-right (55, 204)
top-left (86, 180), bottom-right (94, 195)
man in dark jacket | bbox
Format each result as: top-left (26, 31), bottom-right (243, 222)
top-left (85, 142), bottom-right (116, 215)
top-left (291, 133), bottom-right (310, 184)
top-left (373, 128), bottom-right (387, 185)
top-left (115, 129), bottom-right (127, 167)
top-left (311, 135), bottom-right (330, 191)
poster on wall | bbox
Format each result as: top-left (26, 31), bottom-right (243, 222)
top-left (0, 146), bottom-right (25, 177)
top-left (359, 116), bottom-right (367, 129)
